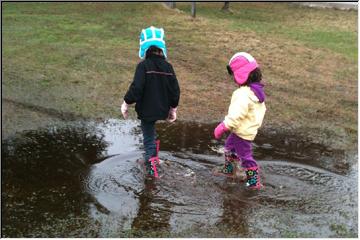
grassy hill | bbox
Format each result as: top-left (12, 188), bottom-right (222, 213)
top-left (2, 2), bottom-right (358, 149)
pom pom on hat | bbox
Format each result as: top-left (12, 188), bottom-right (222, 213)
top-left (139, 26), bottom-right (167, 59)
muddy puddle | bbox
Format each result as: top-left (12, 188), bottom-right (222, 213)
top-left (1, 119), bottom-right (358, 237)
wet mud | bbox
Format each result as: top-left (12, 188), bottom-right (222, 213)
top-left (1, 119), bottom-right (357, 237)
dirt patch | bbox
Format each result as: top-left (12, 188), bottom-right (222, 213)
top-left (2, 100), bottom-right (64, 139)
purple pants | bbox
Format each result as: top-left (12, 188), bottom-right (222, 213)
top-left (224, 133), bottom-right (257, 168)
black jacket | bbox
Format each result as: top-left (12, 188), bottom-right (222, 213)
top-left (124, 54), bottom-right (180, 121)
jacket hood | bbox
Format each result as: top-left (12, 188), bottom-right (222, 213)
top-left (249, 82), bottom-right (265, 103)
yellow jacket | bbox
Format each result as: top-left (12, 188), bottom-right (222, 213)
top-left (223, 86), bottom-right (266, 141)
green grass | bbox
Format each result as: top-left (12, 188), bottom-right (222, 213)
top-left (2, 2), bottom-right (358, 149)
top-left (178, 3), bottom-right (357, 61)
top-left (2, 3), bottom-right (143, 116)
top-left (330, 224), bottom-right (356, 237)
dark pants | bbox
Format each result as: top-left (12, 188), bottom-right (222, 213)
top-left (224, 133), bottom-right (257, 168)
top-left (141, 120), bottom-right (157, 162)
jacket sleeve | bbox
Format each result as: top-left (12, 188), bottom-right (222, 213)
top-left (124, 62), bottom-right (146, 104)
top-left (168, 64), bottom-right (180, 108)
top-left (223, 89), bottom-right (249, 130)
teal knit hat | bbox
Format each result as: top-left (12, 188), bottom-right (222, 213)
top-left (139, 26), bottom-right (167, 59)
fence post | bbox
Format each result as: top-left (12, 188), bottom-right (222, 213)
top-left (191, 2), bottom-right (196, 18)
top-left (222, 1), bottom-right (230, 11)
top-left (165, 1), bottom-right (176, 9)
top-left (169, 1), bottom-right (176, 8)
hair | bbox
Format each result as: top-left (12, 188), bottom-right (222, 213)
top-left (245, 68), bottom-right (262, 85)
top-left (145, 46), bottom-right (164, 58)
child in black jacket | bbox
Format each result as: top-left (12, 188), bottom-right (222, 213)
top-left (121, 26), bottom-right (180, 178)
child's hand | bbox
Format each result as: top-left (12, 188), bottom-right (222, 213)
top-left (167, 107), bottom-right (177, 122)
top-left (121, 101), bottom-right (129, 119)
top-left (214, 122), bottom-right (229, 139)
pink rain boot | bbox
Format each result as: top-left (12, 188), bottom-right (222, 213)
top-left (147, 140), bottom-right (160, 178)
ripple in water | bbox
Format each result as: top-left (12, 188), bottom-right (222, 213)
top-left (2, 119), bottom-right (357, 237)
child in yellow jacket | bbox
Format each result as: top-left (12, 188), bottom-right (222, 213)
top-left (214, 52), bottom-right (266, 189)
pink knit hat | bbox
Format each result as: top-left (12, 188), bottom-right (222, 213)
top-left (228, 52), bottom-right (258, 85)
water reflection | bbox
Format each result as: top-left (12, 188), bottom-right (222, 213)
top-left (216, 185), bottom-right (250, 237)
top-left (131, 179), bottom-right (172, 236)
top-left (1, 119), bottom-right (357, 237)
top-left (2, 123), bottom-right (108, 237)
